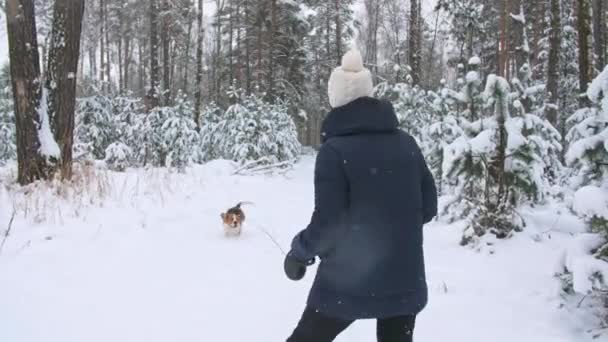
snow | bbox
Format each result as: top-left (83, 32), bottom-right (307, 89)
top-left (563, 233), bottom-right (608, 294)
top-left (445, 88), bottom-right (467, 103)
top-left (0, 157), bottom-right (603, 342)
top-left (573, 186), bottom-right (608, 219)
top-left (0, 11), bottom-right (8, 66)
top-left (295, 2), bottom-right (317, 22)
top-left (587, 65), bottom-right (608, 120)
top-left (525, 84), bottom-right (546, 97)
top-left (37, 89), bottom-right (61, 160)
top-left (468, 56), bottom-right (481, 66)
top-left (510, 13), bottom-right (526, 24)
top-left (484, 74), bottom-right (511, 99)
top-left (470, 129), bottom-right (496, 155)
top-left (565, 126), bottom-right (608, 165)
top-left (465, 70), bottom-right (480, 84)
top-left (505, 118), bottom-right (526, 152)
top-left (297, 109), bottom-right (308, 121)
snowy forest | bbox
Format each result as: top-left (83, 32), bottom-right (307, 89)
top-left (1, 0), bottom-right (608, 341)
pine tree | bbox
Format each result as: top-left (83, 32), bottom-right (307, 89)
top-left (202, 88), bottom-right (301, 165)
top-left (424, 79), bottom-right (463, 194)
top-left (104, 142), bottom-right (132, 172)
top-left (75, 95), bottom-right (116, 160)
top-left (443, 56), bottom-right (562, 244)
top-left (159, 97), bottom-right (199, 170)
top-left (0, 64), bottom-right (16, 164)
top-left (566, 66), bottom-right (608, 187)
top-left (198, 102), bottom-right (224, 162)
top-left (374, 68), bottom-right (431, 142)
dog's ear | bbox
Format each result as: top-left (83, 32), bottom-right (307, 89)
top-left (221, 213), bottom-right (225, 220)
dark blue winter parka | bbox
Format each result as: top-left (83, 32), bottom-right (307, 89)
top-left (291, 96), bottom-right (438, 320)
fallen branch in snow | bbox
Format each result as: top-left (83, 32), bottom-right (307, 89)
top-left (233, 159), bottom-right (297, 176)
top-left (232, 158), bottom-right (272, 175)
top-left (577, 294), bottom-right (588, 308)
top-left (0, 206), bottom-right (16, 255)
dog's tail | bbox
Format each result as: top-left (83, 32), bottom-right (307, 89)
top-left (235, 201), bottom-right (254, 209)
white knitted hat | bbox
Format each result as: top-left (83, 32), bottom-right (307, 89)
top-left (327, 49), bottom-right (374, 108)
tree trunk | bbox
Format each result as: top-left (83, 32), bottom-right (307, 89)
top-left (6, 0), bottom-right (52, 184)
top-left (592, 0), bottom-right (605, 71)
top-left (256, 6), bottom-right (263, 88)
top-left (511, 0), bottom-right (528, 76)
top-left (427, 11), bottom-right (441, 88)
top-left (335, 0), bottom-right (342, 58)
top-left (183, 16), bottom-right (193, 95)
top-left (577, 0), bottom-right (592, 99)
top-left (195, 0), bottom-right (204, 129)
top-left (236, 0), bottom-right (242, 90)
top-left (124, 34), bottom-right (131, 93)
top-left (531, 0), bottom-right (547, 79)
top-left (104, 0), bottom-right (111, 92)
top-left (138, 37), bottom-right (145, 97)
top-left (325, 2), bottom-right (331, 74)
top-left (408, 0), bottom-right (420, 84)
top-left (215, 0), bottom-right (223, 101)
top-left (498, 0), bottom-right (510, 78)
top-left (544, 0), bottom-right (561, 126)
top-left (46, 0), bottom-right (85, 180)
top-left (266, 0), bottom-right (277, 100)
top-left (244, 0), bottom-right (252, 94)
top-left (229, 2), bottom-right (234, 88)
top-left (89, 46), bottom-right (96, 80)
top-left (161, 0), bottom-right (171, 105)
top-left (148, 0), bottom-right (161, 110)
top-left (99, 0), bottom-right (105, 91)
top-left (170, 42), bottom-right (177, 100)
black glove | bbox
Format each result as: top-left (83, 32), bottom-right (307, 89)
top-left (284, 251), bottom-right (315, 281)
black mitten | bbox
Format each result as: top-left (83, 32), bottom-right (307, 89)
top-left (284, 251), bottom-right (315, 281)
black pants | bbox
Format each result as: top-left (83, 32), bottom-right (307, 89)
top-left (287, 307), bottom-right (416, 342)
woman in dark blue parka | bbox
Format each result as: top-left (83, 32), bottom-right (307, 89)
top-left (284, 49), bottom-right (438, 342)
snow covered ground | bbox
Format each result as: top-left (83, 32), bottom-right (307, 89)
top-left (0, 156), bottom-right (604, 342)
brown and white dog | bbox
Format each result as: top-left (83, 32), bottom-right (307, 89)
top-left (221, 202), bottom-right (250, 236)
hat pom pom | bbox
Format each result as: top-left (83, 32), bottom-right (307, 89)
top-left (341, 49), bottom-right (364, 72)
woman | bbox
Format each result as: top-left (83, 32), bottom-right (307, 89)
top-left (284, 49), bottom-right (437, 342)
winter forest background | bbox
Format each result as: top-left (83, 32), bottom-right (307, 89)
top-left (1, 0), bottom-right (608, 339)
